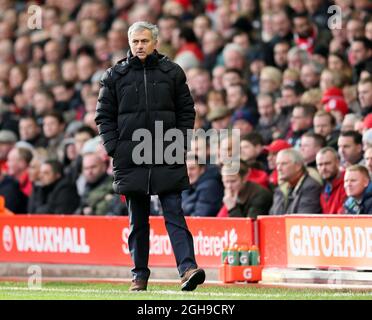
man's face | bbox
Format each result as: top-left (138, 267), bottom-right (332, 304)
top-left (316, 151), bottom-right (339, 181)
top-left (39, 163), bottom-right (59, 186)
top-left (258, 97), bottom-right (274, 119)
top-left (222, 174), bottom-right (243, 194)
top-left (0, 142), bottom-right (14, 161)
top-left (19, 119), bottom-right (40, 141)
top-left (365, 148), bottom-right (372, 175)
top-left (291, 107), bottom-right (311, 132)
top-left (358, 82), bottom-right (372, 108)
top-left (43, 116), bottom-right (63, 139)
top-left (313, 115), bottom-right (333, 137)
top-left (300, 65), bottom-right (319, 89)
top-left (267, 152), bottom-right (278, 170)
top-left (83, 154), bottom-right (106, 184)
top-left (350, 41), bottom-right (369, 65)
top-left (294, 17), bottom-right (312, 38)
top-left (226, 86), bottom-right (244, 110)
top-left (276, 152), bottom-right (301, 182)
top-left (300, 136), bottom-right (319, 164)
top-left (240, 140), bottom-right (257, 162)
top-left (186, 160), bottom-right (204, 185)
top-left (274, 43), bottom-right (289, 67)
top-left (338, 136), bottom-right (362, 165)
top-left (129, 29), bottom-right (157, 62)
top-left (6, 148), bottom-right (26, 177)
top-left (344, 170), bottom-right (370, 198)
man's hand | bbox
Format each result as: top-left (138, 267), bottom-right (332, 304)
top-left (223, 188), bottom-right (238, 211)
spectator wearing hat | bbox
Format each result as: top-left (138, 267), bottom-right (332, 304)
top-left (256, 93), bottom-right (279, 144)
top-left (316, 147), bottom-right (347, 214)
top-left (231, 109), bottom-right (258, 137)
top-left (182, 154), bottom-right (223, 217)
top-left (324, 98), bottom-right (349, 126)
top-left (357, 77), bottom-right (372, 117)
top-left (206, 106), bottom-right (232, 130)
top-left (313, 110), bottom-right (339, 150)
top-left (217, 161), bottom-right (272, 218)
top-left (364, 147), bottom-right (372, 178)
top-left (270, 148), bottom-right (322, 215)
top-left (343, 165), bottom-right (372, 214)
top-left (338, 130), bottom-right (364, 169)
top-left (263, 139), bottom-right (292, 189)
top-left (0, 130), bottom-right (17, 173)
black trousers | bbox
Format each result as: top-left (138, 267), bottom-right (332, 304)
top-left (126, 192), bottom-right (197, 280)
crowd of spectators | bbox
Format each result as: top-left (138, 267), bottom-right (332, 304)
top-left (0, 0), bottom-right (372, 216)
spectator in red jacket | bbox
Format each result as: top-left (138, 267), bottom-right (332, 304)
top-left (316, 147), bottom-right (347, 214)
top-left (6, 146), bottom-right (33, 197)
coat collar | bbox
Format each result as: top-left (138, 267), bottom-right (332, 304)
top-left (113, 50), bottom-right (174, 74)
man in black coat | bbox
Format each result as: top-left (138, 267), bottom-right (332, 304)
top-left (95, 21), bottom-right (205, 292)
top-left (28, 160), bottom-right (80, 214)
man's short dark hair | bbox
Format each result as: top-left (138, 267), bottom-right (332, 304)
top-left (43, 110), bottom-right (65, 124)
top-left (241, 132), bottom-right (264, 146)
top-left (224, 68), bottom-right (243, 79)
top-left (43, 159), bottom-right (64, 177)
top-left (294, 104), bottom-right (317, 118)
top-left (314, 110), bottom-right (336, 126)
top-left (302, 132), bottom-right (326, 148)
top-left (339, 130), bottom-right (363, 145)
top-left (75, 126), bottom-right (96, 138)
top-left (352, 37), bottom-right (372, 50)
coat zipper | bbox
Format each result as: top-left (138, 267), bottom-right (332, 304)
top-left (144, 66), bottom-right (151, 194)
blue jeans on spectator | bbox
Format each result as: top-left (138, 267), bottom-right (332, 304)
top-left (126, 192), bottom-right (197, 281)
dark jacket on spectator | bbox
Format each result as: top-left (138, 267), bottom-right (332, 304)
top-left (344, 182), bottom-right (372, 215)
top-left (0, 175), bottom-right (28, 213)
top-left (28, 178), bottom-right (80, 214)
top-left (218, 181), bottom-right (273, 218)
top-left (182, 165), bottom-right (223, 217)
top-left (77, 173), bottom-right (115, 215)
top-left (270, 173), bottom-right (322, 214)
top-left (96, 50), bottom-right (195, 195)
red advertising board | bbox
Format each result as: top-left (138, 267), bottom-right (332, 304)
top-left (258, 215), bottom-right (372, 270)
top-left (0, 215), bottom-right (254, 268)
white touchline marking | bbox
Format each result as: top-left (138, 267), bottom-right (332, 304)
top-left (0, 287), bottom-right (371, 298)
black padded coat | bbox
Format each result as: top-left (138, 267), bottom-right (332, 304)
top-left (95, 51), bottom-right (195, 195)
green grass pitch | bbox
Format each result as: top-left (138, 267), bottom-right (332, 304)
top-left (0, 281), bottom-right (371, 300)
